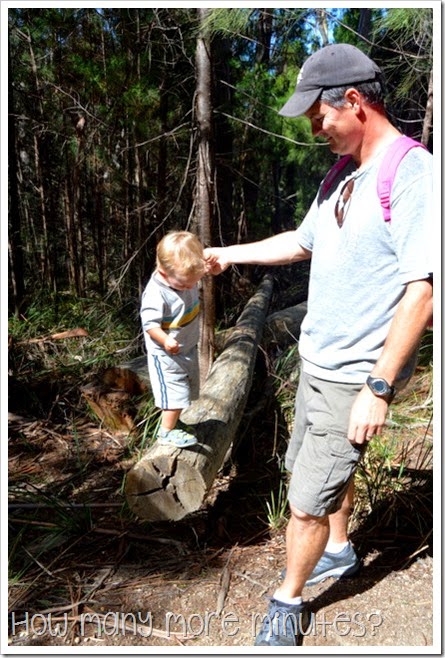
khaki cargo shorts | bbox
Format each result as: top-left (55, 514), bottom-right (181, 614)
top-left (285, 371), bottom-right (365, 517)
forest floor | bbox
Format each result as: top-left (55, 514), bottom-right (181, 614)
top-left (7, 350), bottom-right (435, 651)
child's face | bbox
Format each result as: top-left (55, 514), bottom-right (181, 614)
top-left (159, 269), bottom-right (203, 291)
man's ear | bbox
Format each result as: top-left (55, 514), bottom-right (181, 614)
top-left (344, 88), bottom-right (361, 111)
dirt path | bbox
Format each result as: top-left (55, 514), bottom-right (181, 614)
top-left (8, 368), bottom-right (434, 649)
top-left (7, 524), bottom-right (433, 648)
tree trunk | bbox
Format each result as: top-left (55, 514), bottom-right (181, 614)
top-left (215, 301), bottom-right (307, 353)
top-left (357, 8), bottom-right (372, 40)
top-left (264, 301), bottom-right (307, 348)
top-left (194, 7), bottom-right (216, 384)
top-left (26, 29), bottom-right (55, 292)
top-left (256, 9), bottom-right (273, 63)
top-left (125, 274), bottom-right (274, 521)
top-left (8, 39), bottom-right (25, 314)
top-left (421, 68), bottom-right (433, 147)
top-left (316, 9), bottom-right (329, 46)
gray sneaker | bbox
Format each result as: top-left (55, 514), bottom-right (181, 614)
top-left (281, 543), bottom-right (360, 586)
top-left (254, 598), bottom-right (311, 646)
top-left (306, 543), bottom-right (360, 586)
top-left (157, 428), bottom-right (198, 448)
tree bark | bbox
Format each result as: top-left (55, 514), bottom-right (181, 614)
top-left (316, 9), bottom-right (329, 46)
top-left (215, 301), bottom-right (307, 353)
top-left (256, 9), bottom-right (273, 63)
top-left (8, 38), bottom-right (25, 314)
top-left (421, 68), bottom-right (433, 147)
top-left (125, 274), bottom-right (274, 521)
top-left (264, 302), bottom-right (307, 349)
top-left (194, 8), bottom-right (216, 384)
top-left (80, 301), bottom-right (306, 433)
top-left (357, 8), bottom-right (372, 40)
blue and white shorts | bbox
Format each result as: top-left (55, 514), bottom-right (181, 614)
top-left (147, 346), bottom-right (199, 410)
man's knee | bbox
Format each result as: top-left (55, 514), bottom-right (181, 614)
top-left (289, 504), bottom-right (329, 528)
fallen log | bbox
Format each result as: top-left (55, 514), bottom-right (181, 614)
top-left (215, 301), bottom-right (308, 352)
top-left (264, 301), bottom-right (307, 349)
top-left (124, 274), bottom-right (274, 522)
top-left (81, 301), bottom-right (306, 432)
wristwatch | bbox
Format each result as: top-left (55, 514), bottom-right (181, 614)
top-left (366, 376), bottom-right (396, 401)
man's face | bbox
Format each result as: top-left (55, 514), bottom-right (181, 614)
top-left (305, 100), bottom-right (362, 156)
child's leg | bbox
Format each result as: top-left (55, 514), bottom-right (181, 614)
top-left (149, 353), bottom-right (198, 447)
top-left (160, 408), bottom-right (182, 432)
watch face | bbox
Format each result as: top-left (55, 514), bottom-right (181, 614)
top-left (373, 379), bottom-right (387, 394)
top-left (367, 376), bottom-right (395, 399)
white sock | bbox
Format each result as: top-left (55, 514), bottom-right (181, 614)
top-left (273, 590), bottom-right (303, 606)
top-left (325, 539), bottom-right (349, 554)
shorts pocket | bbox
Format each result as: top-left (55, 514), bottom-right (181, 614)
top-left (328, 430), bottom-right (364, 461)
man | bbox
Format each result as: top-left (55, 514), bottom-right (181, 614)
top-left (205, 43), bottom-right (433, 646)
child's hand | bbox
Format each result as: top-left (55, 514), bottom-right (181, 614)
top-left (164, 336), bottom-right (180, 355)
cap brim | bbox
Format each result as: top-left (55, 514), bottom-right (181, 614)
top-left (278, 88), bottom-right (322, 117)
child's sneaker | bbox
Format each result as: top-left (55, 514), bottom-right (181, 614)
top-left (157, 428), bottom-right (198, 448)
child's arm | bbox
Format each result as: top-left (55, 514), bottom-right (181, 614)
top-left (147, 327), bottom-right (180, 355)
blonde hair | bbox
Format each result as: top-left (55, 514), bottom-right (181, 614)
top-left (156, 231), bottom-right (206, 278)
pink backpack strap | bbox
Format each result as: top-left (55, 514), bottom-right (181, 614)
top-left (377, 136), bottom-right (428, 221)
top-left (320, 155), bottom-right (353, 199)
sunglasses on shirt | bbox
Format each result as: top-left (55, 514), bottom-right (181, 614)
top-left (334, 178), bottom-right (355, 228)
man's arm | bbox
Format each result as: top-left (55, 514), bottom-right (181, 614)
top-left (369, 277), bottom-right (433, 383)
top-left (204, 230), bottom-right (312, 274)
top-left (348, 277), bottom-right (433, 445)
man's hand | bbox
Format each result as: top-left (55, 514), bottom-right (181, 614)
top-left (347, 385), bottom-right (389, 446)
top-left (164, 336), bottom-right (180, 355)
top-left (204, 247), bottom-right (231, 275)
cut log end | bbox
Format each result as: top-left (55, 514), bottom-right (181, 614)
top-left (125, 446), bottom-right (207, 521)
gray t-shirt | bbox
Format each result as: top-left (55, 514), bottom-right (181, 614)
top-left (295, 143), bottom-right (433, 384)
top-left (140, 272), bottom-right (200, 356)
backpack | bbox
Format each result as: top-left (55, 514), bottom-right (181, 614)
top-left (320, 135), bottom-right (428, 222)
top-left (321, 135), bottom-right (433, 330)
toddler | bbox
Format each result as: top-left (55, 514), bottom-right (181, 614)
top-left (140, 231), bottom-right (207, 448)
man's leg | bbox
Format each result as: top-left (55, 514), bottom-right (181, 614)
top-left (255, 374), bottom-right (363, 646)
top-left (305, 479), bottom-right (359, 587)
top-left (327, 479), bottom-right (353, 545)
top-left (279, 480), bottom-right (357, 582)
top-left (255, 506), bottom-right (323, 647)
top-left (278, 506), bottom-right (329, 599)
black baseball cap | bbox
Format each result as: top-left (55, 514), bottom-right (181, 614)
top-left (278, 43), bottom-right (382, 117)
